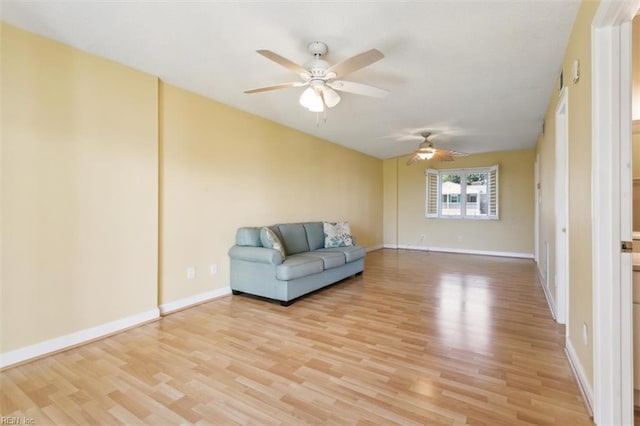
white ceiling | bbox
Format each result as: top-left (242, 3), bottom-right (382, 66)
top-left (1, 0), bottom-right (581, 159)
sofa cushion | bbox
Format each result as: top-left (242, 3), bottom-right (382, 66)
top-left (276, 255), bottom-right (323, 280)
top-left (260, 227), bottom-right (286, 260)
top-left (304, 222), bottom-right (325, 251)
top-left (302, 251), bottom-right (345, 269)
top-left (276, 223), bottom-right (310, 255)
top-left (236, 227), bottom-right (262, 247)
top-left (317, 246), bottom-right (366, 263)
top-left (323, 221), bottom-right (354, 248)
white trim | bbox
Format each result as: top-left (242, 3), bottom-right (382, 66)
top-left (393, 244), bottom-right (533, 259)
top-left (536, 265), bottom-right (557, 320)
top-left (366, 245), bottom-right (384, 252)
top-left (619, 17), bottom-right (635, 422)
top-left (0, 308), bottom-right (160, 369)
top-left (566, 338), bottom-right (595, 417)
top-left (383, 244), bottom-right (399, 249)
top-left (158, 287), bottom-right (231, 316)
top-left (592, 1), bottom-right (640, 423)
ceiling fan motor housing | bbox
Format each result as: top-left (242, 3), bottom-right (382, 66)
top-left (308, 41), bottom-right (328, 56)
top-left (305, 42), bottom-right (330, 78)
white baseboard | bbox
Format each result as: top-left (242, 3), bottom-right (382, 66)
top-left (536, 265), bottom-right (557, 320)
top-left (383, 244), bottom-right (398, 249)
top-left (385, 244), bottom-right (534, 259)
top-left (366, 244), bottom-right (384, 252)
top-left (158, 287), bottom-right (231, 315)
top-left (0, 308), bottom-right (160, 369)
top-left (565, 338), bottom-right (594, 417)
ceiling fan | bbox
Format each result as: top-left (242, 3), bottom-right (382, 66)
top-left (407, 132), bottom-right (468, 165)
top-left (244, 41), bottom-right (388, 112)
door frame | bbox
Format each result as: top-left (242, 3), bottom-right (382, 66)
top-left (591, 1), bottom-right (638, 424)
top-left (555, 88), bottom-right (569, 325)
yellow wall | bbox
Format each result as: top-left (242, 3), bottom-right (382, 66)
top-left (383, 149), bottom-right (535, 255)
top-left (1, 23), bottom-right (383, 355)
top-left (159, 83), bottom-right (383, 305)
top-left (536, 0), bottom-right (599, 388)
top-left (1, 24), bottom-right (159, 352)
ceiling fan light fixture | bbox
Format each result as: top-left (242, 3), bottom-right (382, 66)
top-left (307, 99), bottom-right (324, 112)
top-left (418, 151), bottom-right (435, 160)
top-left (322, 87), bottom-right (341, 108)
top-left (299, 87), bottom-right (324, 111)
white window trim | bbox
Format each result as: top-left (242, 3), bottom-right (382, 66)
top-left (425, 165), bottom-right (499, 220)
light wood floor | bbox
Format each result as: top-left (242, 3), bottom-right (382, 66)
top-left (1, 249), bottom-right (594, 425)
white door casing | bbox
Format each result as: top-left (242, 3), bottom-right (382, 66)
top-left (591, 1), bottom-right (638, 424)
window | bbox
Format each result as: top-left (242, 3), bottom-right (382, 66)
top-left (426, 165), bottom-right (499, 220)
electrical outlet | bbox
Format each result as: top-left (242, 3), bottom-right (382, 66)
top-left (210, 263), bottom-right (218, 275)
top-left (187, 266), bottom-right (196, 279)
top-left (582, 322), bottom-right (588, 345)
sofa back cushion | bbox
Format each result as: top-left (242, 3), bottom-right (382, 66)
top-left (236, 227), bottom-right (262, 247)
top-left (276, 223), bottom-right (310, 255)
top-left (304, 222), bottom-right (325, 251)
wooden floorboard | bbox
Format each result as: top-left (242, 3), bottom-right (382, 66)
top-left (1, 249), bottom-right (594, 425)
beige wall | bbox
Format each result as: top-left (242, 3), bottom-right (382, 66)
top-left (635, 16), bottom-right (640, 230)
top-left (633, 15), bottom-right (640, 120)
top-left (536, 0), bottom-right (599, 388)
top-left (383, 149), bottom-right (535, 255)
top-left (1, 24), bottom-right (159, 352)
top-left (382, 159), bottom-right (399, 246)
top-left (159, 83), bottom-right (383, 305)
top-left (1, 23), bottom-right (384, 355)
top-left (633, 133), bottom-right (640, 230)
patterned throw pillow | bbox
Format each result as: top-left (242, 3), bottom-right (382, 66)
top-left (260, 227), bottom-right (286, 260)
top-left (323, 221), bottom-right (354, 248)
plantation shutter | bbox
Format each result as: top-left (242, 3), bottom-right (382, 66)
top-left (425, 169), bottom-right (439, 218)
top-left (488, 165), bottom-right (499, 219)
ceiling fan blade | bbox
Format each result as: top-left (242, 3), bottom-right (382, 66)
top-left (407, 153), bottom-right (420, 165)
top-left (438, 148), bottom-right (468, 157)
top-left (327, 49), bottom-right (384, 78)
top-left (256, 49), bottom-right (310, 76)
top-left (328, 80), bottom-right (388, 98)
top-left (433, 151), bottom-right (455, 161)
top-left (320, 86), bottom-right (341, 108)
top-left (244, 82), bottom-right (306, 94)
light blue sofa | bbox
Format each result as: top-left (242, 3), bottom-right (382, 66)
top-left (228, 222), bottom-right (365, 306)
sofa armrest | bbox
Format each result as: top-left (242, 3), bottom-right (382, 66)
top-left (229, 246), bottom-right (283, 265)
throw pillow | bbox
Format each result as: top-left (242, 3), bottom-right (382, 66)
top-left (323, 221), bottom-right (354, 248)
top-left (260, 227), bottom-right (286, 260)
